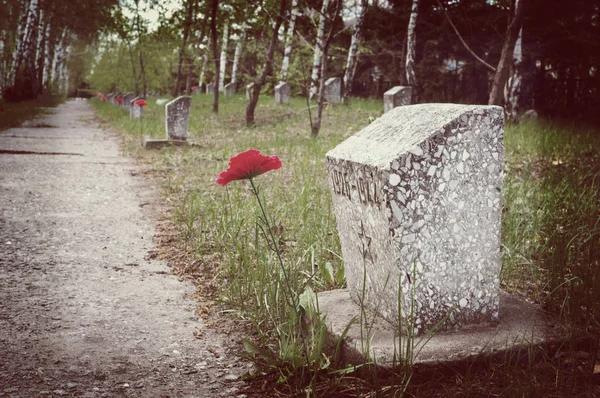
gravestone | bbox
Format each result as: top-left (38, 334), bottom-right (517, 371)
top-left (206, 83), bottom-right (215, 95)
top-left (129, 96), bottom-right (139, 118)
top-left (165, 96), bottom-right (192, 141)
top-left (275, 82), bottom-right (290, 105)
top-left (192, 85), bottom-right (202, 95)
top-left (122, 93), bottom-right (136, 110)
top-left (326, 103), bottom-right (504, 334)
top-left (384, 86), bottom-right (412, 113)
top-left (324, 77), bottom-right (341, 104)
top-left (131, 97), bottom-right (143, 119)
top-left (246, 83), bottom-right (254, 100)
top-left (224, 82), bottom-right (236, 97)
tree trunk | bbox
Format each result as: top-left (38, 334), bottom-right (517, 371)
top-left (310, 0), bottom-right (329, 99)
top-left (231, 31), bottom-right (245, 85)
top-left (505, 0), bottom-right (523, 122)
top-left (246, 0), bottom-right (287, 126)
top-left (199, 54), bottom-right (207, 88)
top-left (173, 0), bottom-right (193, 97)
top-left (280, 0), bottom-right (298, 81)
top-left (342, 0), bottom-right (367, 102)
top-left (218, 21), bottom-right (229, 92)
top-left (210, 0), bottom-right (219, 113)
top-left (185, 57), bottom-right (194, 94)
top-left (10, 0), bottom-right (40, 100)
top-left (488, 0), bottom-right (526, 106)
top-left (312, 0), bottom-right (342, 137)
top-left (405, 0), bottom-right (419, 102)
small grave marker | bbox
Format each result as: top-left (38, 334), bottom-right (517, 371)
top-left (206, 83), bottom-right (215, 95)
top-left (165, 96), bottom-right (192, 141)
top-left (130, 97), bottom-right (144, 119)
top-left (324, 77), bottom-right (341, 104)
top-left (326, 103), bottom-right (504, 334)
top-left (275, 82), bottom-right (290, 105)
top-left (384, 86), bottom-right (412, 113)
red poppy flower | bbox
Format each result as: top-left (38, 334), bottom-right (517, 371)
top-left (100, 95), bottom-right (107, 101)
top-left (191, 85), bottom-right (197, 91)
top-left (115, 97), bottom-right (123, 104)
top-left (134, 99), bottom-right (148, 107)
top-left (216, 149), bottom-right (282, 186)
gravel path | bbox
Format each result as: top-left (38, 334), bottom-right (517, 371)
top-left (0, 100), bottom-right (246, 397)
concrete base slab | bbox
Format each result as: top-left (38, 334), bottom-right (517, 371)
top-left (318, 289), bottom-right (560, 366)
top-left (143, 138), bottom-right (189, 150)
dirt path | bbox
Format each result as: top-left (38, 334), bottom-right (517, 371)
top-left (0, 100), bottom-right (247, 397)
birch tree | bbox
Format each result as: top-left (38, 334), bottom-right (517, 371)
top-left (488, 0), bottom-right (526, 106)
top-left (505, 0), bottom-right (523, 121)
top-left (10, 0), bottom-right (40, 100)
top-left (173, 0), bottom-right (197, 97)
top-left (246, 0), bottom-right (287, 126)
top-left (210, 0), bottom-right (220, 113)
top-left (230, 29), bottom-right (245, 86)
top-left (310, 0), bottom-right (329, 98)
top-left (342, 0), bottom-right (368, 102)
top-left (405, 0), bottom-right (419, 101)
top-left (280, 0), bottom-right (298, 82)
top-left (218, 21), bottom-right (229, 92)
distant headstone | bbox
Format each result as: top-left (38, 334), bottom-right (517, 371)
top-left (326, 103), bottom-right (504, 334)
top-left (224, 82), bottom-right (236, 97)
top-left (246, 83), bottom-right (255, 100)
top-left (155, 98), bottom-right (169, 105)
top-left (206, 83), bottom-right (215, 95)
top-left (324, 77), bottom-right (341, 104)
top-left (192, 85), bottom-right (202, 95)
top-left (122, 93), bottom-right (136, 110)
top-left (520, 109), bottom-right (539, 122)
top-left (129, 96), bottom-right (139, 118)
top-left (383, 86), bottom-right (412, 113)
top-left (131, 97), bottom-right (144, 119)
top-left (275, 82), bottom-right (291, 105)
top-left (165, 96), bottom-right (192, 141)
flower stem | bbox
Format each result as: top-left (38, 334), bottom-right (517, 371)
top-left (248, 178), bottom-right (309, 361)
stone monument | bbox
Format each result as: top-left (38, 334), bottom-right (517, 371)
top-left (122, 93), bottom-right (136, 110)
top-left (324, 77), bottom-right (341, 104)
top-left (131, 97), bottom-right (143, 119)
top-left (384, 86), bottom-right (412, 113)
top-left (206, 83), bottom-right (215, 95)
top-left (165, 96), bottom-right (192, 141)
top-left (246, 83), bottom-right (255, 100)
top-left (224, 82), bottom-right (236, 97)
top-left (275, 82), bottom-right (290, 105)
top-left (129, 96), bottom-right (139, 118)
top-left (325, 103), bottom-right (504, 334)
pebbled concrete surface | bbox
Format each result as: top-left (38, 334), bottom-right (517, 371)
top-left (0, 100), bottom-right (245, 397)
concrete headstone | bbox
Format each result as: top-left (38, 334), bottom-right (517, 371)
top-left (326, 103), bottom-right (504, 334)
top-left (224, 82), bottom-right (236, 97)
top-left (246, 83), bottom-right (255, 100)
top-left (275, 82), bottom-right (291, 105)
top-left (206, 83), bottom-right (215, 95)
top-left (122, 93), bottom-right (136, 110)
top-left (165, 96), bottom-right (192, 141)
top-left (130, 97), bottom-right (143, 119)
top-left (384, 86), bottom-right (412, 113)
top-left (324, 77), bottom-right (341, 104)
top-left (129, 96), bottom-right (139, 118)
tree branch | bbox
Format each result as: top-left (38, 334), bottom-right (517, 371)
top-left (437, 0), bottom-right (496, 73)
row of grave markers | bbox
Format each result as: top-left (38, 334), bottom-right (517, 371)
top-left (193, 79), bottom-right (413, 112)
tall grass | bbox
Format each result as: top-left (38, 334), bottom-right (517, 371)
top-left (93, 95), bottom-right (600, 394)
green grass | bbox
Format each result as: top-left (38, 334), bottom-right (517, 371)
top-left (93, 95), bottom-right (600, 396)
top-left (0, 96), bottom-right (64, 131)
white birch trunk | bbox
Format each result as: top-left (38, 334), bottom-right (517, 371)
top-left (343, 0), bottom-right (367, 98)
top-left (280, 0), bottom-right (298, 82)
top-left (230, 32), bottom-right (244, 85)
top-left (405, 0), bottom-right (419, 95)
top-left (10, 0), bottom-right (31, 85)
top-left (505, 0), bottom-right (523, 121)
top-left (198, 54), bottom-right (207, 86)
top-left (310, 0), bottom-right (330, 98)
top-left (52, 30), bottom-right (67, 91)
top-left (199, 54), bottom-right (207, 87)
top-left (42, 23), bottom-right (52, 89)
top-left (218, 22), bottom-right (229, 92)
